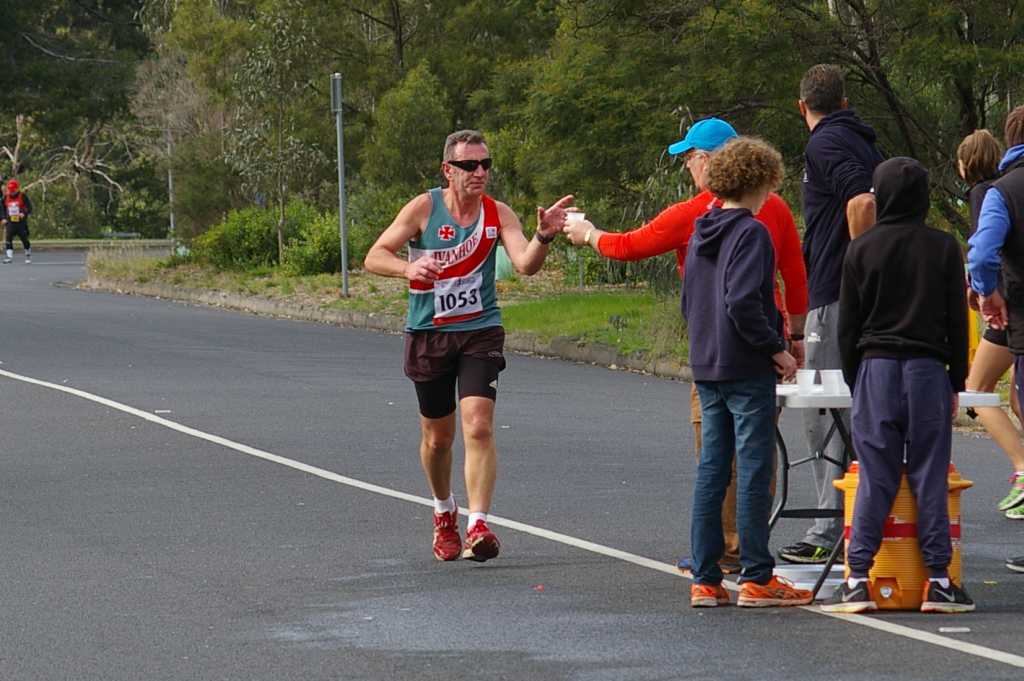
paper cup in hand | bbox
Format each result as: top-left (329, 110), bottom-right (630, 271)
top-left (566, 212), bottom-right (586, 223)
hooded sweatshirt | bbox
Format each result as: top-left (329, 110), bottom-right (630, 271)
top-left (802, 109), bottom-right (885, 310)
top-left (682, 206), bottom-right (784, 381)
top-left (837, 157), bottom-right (968, 390)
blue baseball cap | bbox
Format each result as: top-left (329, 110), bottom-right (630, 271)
top-left (667, 118), bottom-right (738, 156)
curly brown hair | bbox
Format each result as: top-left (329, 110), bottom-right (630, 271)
top-left (705, 137), bottom-right (784, 201)
top-left (957, 129), bottom-right (1002, 185)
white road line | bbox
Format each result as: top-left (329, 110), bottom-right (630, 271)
top-left (4, 366), bottom-right (1022, 669)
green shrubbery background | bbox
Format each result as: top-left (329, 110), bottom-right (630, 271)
top-left (12, 1), bottom-right (1024, 286)
top-left (190, 182), bottom-right (408, 276)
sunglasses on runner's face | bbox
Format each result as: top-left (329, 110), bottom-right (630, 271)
top-left (447, 158), bottom-right (492, 172)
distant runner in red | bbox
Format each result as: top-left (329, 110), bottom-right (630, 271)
top-left (2, 179), bottom-right (33, 264)
top-left (564, 118), bottom-right (808, 574)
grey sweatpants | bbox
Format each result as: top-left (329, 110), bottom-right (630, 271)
top-left (801, 301), bottom-right (848, 548)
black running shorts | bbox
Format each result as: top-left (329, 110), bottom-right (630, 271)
top-left (404, 326), bottom-right (506, 419)
top-left (984, 325), bottom-right (1008, 347)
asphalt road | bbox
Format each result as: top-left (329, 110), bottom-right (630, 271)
top-left (1, 253), bottom-right (1022, 680)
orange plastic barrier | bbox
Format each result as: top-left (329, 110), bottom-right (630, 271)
top-left (833, 462), bottom-right (972, 610)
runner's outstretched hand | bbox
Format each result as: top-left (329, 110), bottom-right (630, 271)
top-left (536, 194), bottom-right (575, 240)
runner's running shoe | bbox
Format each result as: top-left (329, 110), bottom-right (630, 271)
top-left (1006, 503), bottom-right (1024, 520)
top-left (820, 581), bottom-right (877, 614)
top-left (737, 576), bottom-right (814, 607)
top-left (778, 541), bottom-right (836, 564)
top-left (690, 583), bottom-right (731, 607)
top-left (1006, 556), bottom-right (1024, 573)
top-left (462, 519), bottom-right (500, 562)
top-left (1, 258), bottom-right (10, 264)
top-left (920, 581), bottom-right (975, 613)
top-left (997, 473), bottom-right (1024, 511)
top-left (432, 508), bottom-right (461, 561)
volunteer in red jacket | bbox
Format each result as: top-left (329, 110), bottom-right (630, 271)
top-left (563, 118), bottom-right (808, 574)
top-left (2, 179), bottom-right (33, 264)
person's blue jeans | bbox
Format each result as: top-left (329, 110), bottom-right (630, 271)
top-left (692, 375), bottom-right (776, 585)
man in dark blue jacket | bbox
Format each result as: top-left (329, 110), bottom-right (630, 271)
top-left (780, 64), bottom-right (885, 565)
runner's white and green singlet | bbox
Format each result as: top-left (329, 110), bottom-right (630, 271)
top-left (406, 187), bottom-right (503, 332)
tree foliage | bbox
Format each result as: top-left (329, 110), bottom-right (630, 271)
top-left (359, 63), bottom-right (450, 189)
top-left (11, 0), bottom-right (1024, 251)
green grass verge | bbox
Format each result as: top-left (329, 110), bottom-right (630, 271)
top-left (502, 290), bottom-right (688, 363)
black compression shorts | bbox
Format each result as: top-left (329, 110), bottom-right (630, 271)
top-left (404, 326), bottom-right (506, 419)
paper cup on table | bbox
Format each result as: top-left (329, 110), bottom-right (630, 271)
top-left (796, 369), bottom-right (817, 394)
top-left (820, 369), bottom-right (845, 394)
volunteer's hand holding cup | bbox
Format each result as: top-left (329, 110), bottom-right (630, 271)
top-left (563, 209), bottom-right (593, 247)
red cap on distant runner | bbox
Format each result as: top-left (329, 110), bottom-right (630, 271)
top-left (7, 180), bottom-right (18, 193)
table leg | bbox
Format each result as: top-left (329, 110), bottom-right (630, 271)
top-left (769, 425), bottom-right (790, 530)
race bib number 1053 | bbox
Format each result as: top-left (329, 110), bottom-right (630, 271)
top-left (433, 273), bottom-right (483, 324)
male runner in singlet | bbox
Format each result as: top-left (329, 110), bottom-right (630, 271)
top-left (365, 129), bottom-right (572, 562)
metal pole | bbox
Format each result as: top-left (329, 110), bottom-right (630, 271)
top-left (331, 73), bottom-right (349, 297)
top-left (166, 121), bottom-right (176, 247)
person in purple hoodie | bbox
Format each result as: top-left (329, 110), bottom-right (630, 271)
top-left (682, 137), bottom-right (810, 608)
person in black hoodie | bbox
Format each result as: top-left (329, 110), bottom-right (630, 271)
top-left (682, 137), bottom-right (810, 608)
top-left (780, 64), bottom-right (885, 566)
top-left (823, 157), bottom-right (972, 614)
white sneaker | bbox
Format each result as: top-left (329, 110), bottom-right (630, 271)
top-left (1, 258), bottom-right (11, 264)
top-left (24, 257), bottom-right (30, 264)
